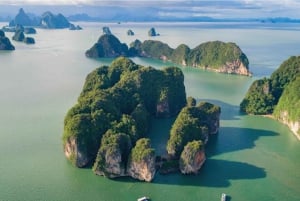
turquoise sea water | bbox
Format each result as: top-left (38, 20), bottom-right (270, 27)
top-left (0, 22), bottom-right (300, 201)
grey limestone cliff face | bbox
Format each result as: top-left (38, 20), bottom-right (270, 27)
top-left (94, 148), bottom-right (127, 178)
top-left (179, 149), bottom-right (206, 174)
top-left (276, 111), bottom-right (300, 140)
top-left (0, 30), bottom-right (15, 50)
top-left (179, 140), bottom-right (206, 174)
top-left (64, 137), bottom-right (89, 167)
top-left (127, 155), bottom-right (156, 182)
top-left (218, 60), bottom-right (251, 76)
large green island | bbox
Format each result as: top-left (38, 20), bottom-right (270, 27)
top-left (240, 56), bottom-right (300, 139)
top-left (85, 34), bottom-right (251, 76)
top-left (63, 57), bottom-right (220, 181)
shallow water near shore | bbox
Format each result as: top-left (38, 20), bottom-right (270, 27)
top-left (0, 22), bottom-right (300, 201)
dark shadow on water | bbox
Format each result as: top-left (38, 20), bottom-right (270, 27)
top-left (114, 126), bottom-right (273, 187)
top-left (206, 127), bottom-right (278, 157)
top-left (197, 98), bottom-right (245, 121)
top-left (152, 158), bottom-right (266, 187)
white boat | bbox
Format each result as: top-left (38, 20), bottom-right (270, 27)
top-left (137, 196), bottom-right (150, 201)
top-left (221, 193), bottom-right (226, 201)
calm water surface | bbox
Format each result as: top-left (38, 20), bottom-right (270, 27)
top-left (0, 22), bottom-right (300, 201)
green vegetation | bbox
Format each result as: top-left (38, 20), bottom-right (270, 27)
top-left (63, 57), bottom-right (186, 168)
top-left (132, 39), bottom-right (173, 59)
top-left (179, 140), bottom-right (204, 170)
top-left (129, 138), bottom-right (155, 163)
top-left (187, 96), bottom-right (197, 107)
top-left (187, 41), bottom-right (249, 69)
top-left (167, 101), bottom-right (220, 158)
top-left (273, 77), bottom-right (300, 123)
top-left (240, 56), bottom-right (300, 115)
top-left (171, 44), bottom-right (190, 65)
top-left (85, 34), bottom-right (128, 58)
top-left (240, 78), bottom-right (275, 114)
top-left (87, 34), bottom-right (250, 75)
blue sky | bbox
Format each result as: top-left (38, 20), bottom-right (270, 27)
top-left (2, 0), bottom-right (300, 18)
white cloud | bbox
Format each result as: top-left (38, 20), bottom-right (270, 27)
top-left (1, 0), bottom-right (300, 18)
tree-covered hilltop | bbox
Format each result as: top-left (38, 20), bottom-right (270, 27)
top-left (0, 30), bottom-right (15, 50)
top-left (85, 34), bottom-right (251, 76)
top-left (240, 56), bottom-right (300, 115)
top-left (158, 101), bottom-right (220, 174)
top-left (63, 57), bottom-right (187, 181)
top-left (273, 77), bottom-right (300, 136)
top-left (85, 34), bottom-right (128, 58)
top-left (167, 102), bottom-right (221, 158)
top-left (240, 56), bottom-right (300, 138)
top-left (63, 57), bottom-right (222, 180)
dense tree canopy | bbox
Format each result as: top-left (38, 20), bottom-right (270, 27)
top-left (63, 57), bottom-right (187, 168)
top-left (273, 77), bottom-right (300, 125)
top-left (167, 101), bottom-right (220, 158)
top-left (86, 34), bottom-right (250, 75)
top-left (240, 56), bottom-right (300, 115)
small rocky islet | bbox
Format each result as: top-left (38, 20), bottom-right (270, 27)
top-left (63, 57), bottom-right (221, 182)
top-left (85, 34), bottom-right (252, 76)
top-left (0, 30), bottom-right (15, 50)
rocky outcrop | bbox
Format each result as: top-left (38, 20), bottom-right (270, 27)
top-left (24, 27), bottom-right (37, 34)
top-left (85, 34), bottom-right (128, 58)
top-left (127, 138), bottom-right (156, 182)
top-left (0, 30), bottom-right (15, 50)
top-left (12, 29), bottom-right (35, 44)
top-left (207, 59), bottom-right (251, 76)
top-left (24, 37), bottom-right (35, 44)
top-left (127, 156), bottom-right (156, 182)
top-left (167, 101), bottom-right (221, 158)
top-left (127, 29), bottom-right (134, 36)
top-left (148, 27), bottom-right (159, 36)
top-left (8, 8), bottom-right (76, 30)
top-left (69, 24), bottom-right (82, 30)
top-left (12, 30), bottom-right (25, 42)
top-left (102, 26), bottom-right (112, 34)
top-left (273, 76), bottom-right (300, 140)
top-left (276, 111), bottom-right (300, 139)
top-left (9, 8), bottom-right (39, 27)
top-left (94, 146), bottom-right (127, 178)
top-left (86, 34), bottom-right (251, 76)
top-left (64, 137), bottom-right (90, 168)
top-left (40, 11), bottom-right (71, 29)
top-left (179, 140), bottom-right (206, 174)
top-left (63, 57), bottom-right (186, 180)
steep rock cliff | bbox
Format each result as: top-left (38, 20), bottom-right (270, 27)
top-left (167, 101), bottom-right (221, 158)
top-left (63, 57), bottom-right (186, 179)
top-left (85, 34), bottom-right (128, 58)
top-left (273, 77), bottom-right (300, 139)
top-left (179, 140), bottom-right (206, 174)
top-left (0, 30), bottom-right (15, 50)
top-left (127, 138), bottom-right (156, 182)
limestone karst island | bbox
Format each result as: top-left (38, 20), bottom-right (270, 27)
top-left (240, 56), bottom-right (300, 139)
top-left (63, 57), bottom-right (221, 182)
top-left (85, 34), bottom-right (252, 76)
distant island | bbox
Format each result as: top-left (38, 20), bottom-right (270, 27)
top-left (4, 8), bottom-right (81, 30)
top-left (63, 57), bottom-right (220, 181)
top-left (86, 34), bottom-right (251, 76)
top-left (0, 30), bottom-right (15, 50)
top-left (12, 25), bottom-right (35, 44)
top-left (240, 56), bottom-right (300, 139)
